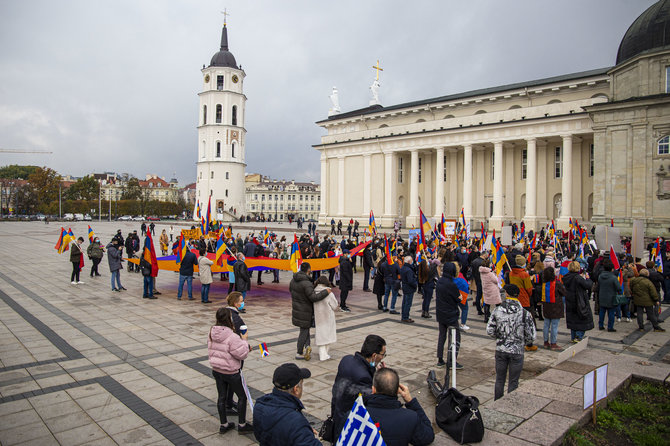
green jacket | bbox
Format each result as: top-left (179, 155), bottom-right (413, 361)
top-left (87, 241), bottom-right (104, 259)
top-left (630, 276), bottom-right (659, 307)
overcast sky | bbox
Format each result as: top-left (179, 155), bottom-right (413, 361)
top-left (0, 0), bottom-right (656, 184)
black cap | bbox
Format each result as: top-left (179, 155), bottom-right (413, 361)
top-left (504, 284), bottom-right (520, 297)
top-left (343, 249), bottom-right (350, 254)
top-left (273, 363), bottom-right (311, 390)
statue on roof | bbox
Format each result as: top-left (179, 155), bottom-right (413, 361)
top-left (369, 59), bottom-right (383, 106)
top-left (329, 86), bottom-right (341, 116)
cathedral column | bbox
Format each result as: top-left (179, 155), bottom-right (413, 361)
top-left (337, 156), bottom-right (345, 217)
top-left (448, 149), bottom-right (458, 217)
top-left (462, 145), bottom-right (473, 220)
top-left (383, 152), bottom-right (395, 219)
top-left (408, 149), bottom-right (420, 225)
top-left (557, 134), bottom-right (573, 230)
top-left (434, 147), bottom-right (444, 219)
top-left (489, 141), bottom-right (504, 230)
top-left (319, 155), bottom-right (327, 221)
top-left (363, 153), bottom-right (371, 217)
top-left (524, 138), bottom-right (538, 231)
top-left (536, 140), bottom-right (548, 223)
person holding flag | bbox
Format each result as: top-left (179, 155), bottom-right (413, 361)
top-left (69, 237), bottom-right (85, 285)
top-left (86, 236), bottom-right (104, 277)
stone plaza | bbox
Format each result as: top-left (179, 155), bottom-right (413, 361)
top-left (0, 221), bottom-right (669, 445)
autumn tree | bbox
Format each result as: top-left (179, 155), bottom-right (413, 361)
top-left (27, 167), bottom-right (61, 212)
top-left (66, 175), bottom-right (99, 201)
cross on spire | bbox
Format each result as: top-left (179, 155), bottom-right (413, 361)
top-left (372, 60), bottom-right (383, 81)
top-left (221, 8), bottom-right (230, 26)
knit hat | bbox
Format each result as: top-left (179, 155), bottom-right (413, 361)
top-left (504, 284), bottom-right (520, 297)
top-left (515, 255), bottom-right (527, 267)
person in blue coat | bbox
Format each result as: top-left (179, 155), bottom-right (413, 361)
top-left (177, 246), bottom-right (198, 300)
top-left (253, 363), bottom-right (321, 446)
top-left (365, 367), bottom-right (435, 446)
top-left (399, 256), bottom-right (418, 323)
top-left (380, 257), bottom-right (401, 313)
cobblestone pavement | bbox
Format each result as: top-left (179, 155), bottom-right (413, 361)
top-left (1, 221), bottom-right (668, 445)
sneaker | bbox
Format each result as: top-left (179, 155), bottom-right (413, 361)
top-left (148, 296), bottom-right (157, 299)
top-left (77, 281), bottom-right (85, 284)
top-left (550, 344), bottom-right (563, 351)
top-left (616, 318), bottom-right (621, 322)
top-left (112, 288), bottom-right (119, 292)
top-left (238, 423), bottom-right (254, 434)
top-left (543, 341), bottom-right (550, 349)
top-left (436, 359), bottom-right (446, 367)
top-left (304, 346), bottom-right (312, 361)
top-left (382, 308), bottom-right (389, 312)
top-left (389, 310), bottom-right (399, 315)
top-left (460, 324), bottom-right (470, 331)
top-left (71, 281), bottom-right (77, 285)
top-left (625, 318), bottom-right (631, 322)
top-left (525, 345), bottom-right (538, 351)
top-left (340, 307), bottom-right (351, 313)
top-left (154, 291), bottom-right (162, 295)
top-left (219, 423), bottom-right (235, 434)
top-left (119, 286), bottom-right (127, 291)
top-left (654, 327), bottom-right (666, 332)
top-left (599, 326), bottom-right (605, 331)
top-left (448, 362), bottom-right (464, 370)
top-left (607, 328), bottom-right (617, 332)
top-left (295, 354), bottom-right (305, 360)
top-left (400, 318), bottom-right (415, 323)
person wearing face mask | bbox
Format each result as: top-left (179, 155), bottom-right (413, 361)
top-left (87, 237), bottom-right (104, 277)
top-left (224, 292), bottom-right (247, 417)
top-left (338, 249), bottom-right (353, 312)
top-left (70, 237), bottom-right (85, 284)
top-left (330, 334), bottom-right (387, 441)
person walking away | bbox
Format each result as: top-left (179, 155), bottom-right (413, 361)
top-left (435, 263), bottom-right (463, 369)
top-left (140, 253), bottom-right (156, 299)
top-left (400, 256), bottom-right (418, 323)
top-left (630, 269), bottom-right (666, 332)
top-left (537, 267), bottom-right (566, 350)
top-left (177, 246), bottom-right (198, 300)
top-left (70, 237), bottom-right (85, 284)
top-left (159, 229), bottom-right (169, 256)
top-left (596, 259), bottom-right (620, 332)
top-left (471, 251), bottom-right (489, 316)
top-left (530, 261), bottom-right (545, 320)
top-left (562, 261), bottom-right (594, 342)
top-left (253, 363), bottom-right (321, 446)
top-left (508, 255), bottom-right (537, 350)
top-left (487, 284), bottom-right (536, 400)
top-left (208, 308), bottom-right (252, 434)
top-left (169, 225), bottom-right (174, 242)
top-left (421, 259), bottom-right (439, 319)
top-left (289, 262), bottom-right (330, 360)
top-left (198, 248), bottom-right (214, 303)
top-left (313, 276), bottom-right (338, 360)
top-left (338, 249), bottom-right (353, 312)
top-left (479, 259), bottom-right (502, 323)
top-left (106, 239), bottom-right (125, 291)
top-left (149, 222), bottom-right (155, 236)
top-left (365, 367), bottom-right (435, 446)
top-left (87, 237), bottom-right (104, 277)
top-left (372, 258), bottom-right (387, 310)
top-left (141, 222), bottom-right (147, 236)
top-left (362, 245), bottom-right (373, 291)
top-left (233, 253), bottom-right (250, 311)
top-left (381, 255), bottom-right (401, 313)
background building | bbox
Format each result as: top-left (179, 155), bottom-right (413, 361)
top-left (245, 174), bottom-right (320, 221)
top-left (314, 0), bottom-right (670, 234)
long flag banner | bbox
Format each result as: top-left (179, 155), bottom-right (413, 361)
top-left (609, 245), bottom-right (620, 270)
top-left (144, 231), bottom-right (159, 277)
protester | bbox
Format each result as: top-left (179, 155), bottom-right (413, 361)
top-left (471, 251), bottom-right (489, 316)
top-left (253, 363), bottom-right (321, 445)
top-left (365, 367), bottom-right (435, 446)
top-left (630, 269), bottom-right (666, 332)
top-left (177, 244), bottom-right (198, 300)
top-left (331, 334), bottom-right (386, 440)
top-left (159, 229), bottom-right (169, 256)
top-left (507, 255), bottom-right (537, 350)
top-left (562, 261), bottom-right (594, 342)
top-left (313, 276), bottom-right (338, 361)
top-left (86, 237), bottom-right (104, 277)
top-left (208, 308), bottom-right (252, 434)
top-left (363, 244), bottom-right (373, 292)
top-left (538, 267), bottom-right (566, 350)
top-left (125, 231), bottom-right (138, 273)
top-left (399, 256), bottom-right (418, 323)
top-left (479, 259), bottom-right (502, 323)
top-left (338, 249), bottom-right (353, 312)
top-left (380, 255), bottom-right (401, 314)
top-left (421, 259), bottom-right (439, 319)
top-left (198, 248), bottom-right (214, 304)
top-left (596, 259), bottom-right (620, 332)
top-left (435, 262), bottom-right (463, 369)
top-left (225, 292), bottom-right (246, 416)
top-left (486, 284), bottom-right (536, 400)
top-left (372, 258), bottom-right (387, 310)
top-left (69, 237), bottom-right (85, 284)
top-left (290, 262), bottom-right (330, 361)
top-left (233, 253), bottom-right (250, 310)
top-left (139, 253), bottom-right (155, 299)
top-left (106, 239), bottom-right (125, 291)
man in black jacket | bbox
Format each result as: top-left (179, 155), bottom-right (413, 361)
top-left (290, 262), bottom-right (329, 361)
top-left (380, 258), bottom-right (400, 314)
top-left (177, 246), bottom-right (198, 300)
top-left (234, 253), bottom-right (251, 311)
top-left (365, 368), bottom-right (434, 446)
top-left (363, 245), bottom-right (374, 292)
top-left (331, 334), bottom-right (386, 441)
top-left (339, 250), bottom-right (353, 312)
top-left (470, 251), bottom-right (489, 316)
top-left (436, 263), bottom-right (463, 369)
top-left (125, 232), bottom-right (136, 272)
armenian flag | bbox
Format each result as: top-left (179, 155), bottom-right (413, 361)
top-left (652, 237), bottom-right (664, 273)
top-left (206, 195), bottom-right (212, 234)
top-left (200, 217), bottom-right (207, 236)
top-left (215, 232), bottom-right (226, 266)
top-left (369, 211), bottom-right (377, 236)
top-left (176, 235), bottom-right (187, 264)
top-left (609, 245), bottom-right (620, 270)
top-left (454, 272), bottom-right (469, 305)
top-left (263, 227), bottom-right (270, 244)
top-left (87, 225), bottom-right (95, 243)
top-left (419, 208), bottom-right (431, 245)
top-left (196, 200), bottom-right (201, 219)
top-left (618, 269), bottom-right (625, 295)
top-left (143, 231), bottom-right (159, 277)
top-left (384, 235), bottom-right (394, 265)
top-left (54, 227), bottom-right (67, 253)
top-left (259, 343), bottom-right (269, 357)
top-left (527, 233), bottom-right (537, 265)
top-left (289, 234), bottom-right (302, 273)
top-left (541, 281), bottom-right (557, 303)
top-left (460, 207), bottom-right (466, 228)
top-left (441, 213), bottom-right (447, 238)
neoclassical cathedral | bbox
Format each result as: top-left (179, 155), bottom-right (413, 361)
top-left (195, 23), bottom-right (246, 221)
top-left (314, 0), bottom-right (670, 235)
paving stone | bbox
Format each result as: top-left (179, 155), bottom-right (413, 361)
top-left (44, 411), bottom-right (95, 434)
top-left (517, 379), bottom-right (583, 406)
top-left (0, 421), bottom-right (52, 446)
top-left (542, 400), bottom-right (586, 420)
top-left (54, 424), bottom-right (109, 446)
top-left (480, 407), bottom-right (525, 434)
top-left (1, 408), bottom-right (43, 430)
top-left (509, 411), bottom-right (575, 446)
top-left (485, 391), bottom-right (551, 419)
top-left (535, 368), bottom-right (582, 386)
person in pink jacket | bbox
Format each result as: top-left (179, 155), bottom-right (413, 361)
top-left (480, 258), bottom-right (502, 323)
top-left (208, 307), bottom-right (253, 435)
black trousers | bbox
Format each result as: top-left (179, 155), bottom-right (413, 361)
top-left (340, 289), bottom-right (349, 308)
top-left (212, 370), bottom-right (247, 425)
top-left (297, 327), bottom-right (311, 354)
top-left (71, 262), bottom-right (80, 282)
top-left (437, 323), bottom-right (461, 363)
top-left (90, 257), bottom-right (101, 276)
top-left (494, 351), bottom-right (524, 400)
top-left (363, 267), bottom-right (371, 290)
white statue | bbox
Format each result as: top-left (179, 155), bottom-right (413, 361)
top-left (369, 79), bottom-right (380, 106)
top-left (328, 86), bottom-right (341, 116)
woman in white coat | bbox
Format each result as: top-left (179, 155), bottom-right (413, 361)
top-left (313, 276), bottom-right (339, 361)
top-left (198, 248), bottom-right (214, 304)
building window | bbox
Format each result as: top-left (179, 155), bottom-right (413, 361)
top-left (490, 152), bottom-right (495, 180)
top-left (261, 194), bottom-right (265, 201)
top-left (210, 171), bottom-right (214, 179)
top-left (201, 141), bottom-right (206, 159)
top-left (659, 136), bottom-right (670, 155)
top-left (199, 172), bottom-right (202, 179)
top-left (443, 155), bottom-right (447, 182)
top-left (254, 194), bottom-right (258, 200)
top-left (521, 149), bottom-right (527, 180)
top-left (589, 144), bottom-right (594, 176)
top-left (203, 105), bottom-right (207, 125)
top-left (226, 172), bottom-right (229, 179)
top-left (216, 105), bottom-right (222, 123)
top-left (216, 142), bottom-right (221, 158)
top-left (554, 147), bottom-right (562, 178)
top-left (217, 75), bottom-right (223, 90)
top-left (418, 158), bottom-right (422, 183)
top-left (232, 142), bottom-right (236, 158)
top-left (225, 189), bottom-right (228, 197)
top-left (232, 105), bottom-right (238, 126)
top-left (398, 158), bottom-right (403, 183)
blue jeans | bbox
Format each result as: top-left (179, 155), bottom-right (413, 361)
top-left (570, 329), bottom-right (585, 341)
top-left (599, 307), bottom-right (615, 330)
top-left (543, 318), bottom-right (560, 344)
top-left (143, 276), bottom-right (153, 297)
top-left (383, 283), bottom-right (399, 310)
top-left (422, 282), bottom-right (435, 313)
top-left (178, 275), bottom-right (193, 299)
top-left (401, 292), bottom-right (414, 320)
top-left (111, 270), bottom-right (121, 289)
top-left (459, 301), bottom-right (469, 325)
top-left (201, 283), bottom-right (210, 302)
top-left (475, 282), bottom-right (483, 313)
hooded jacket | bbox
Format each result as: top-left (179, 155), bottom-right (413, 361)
top-left (486, 298), bottom-right (536, 355)
top-left (331, 352), bottom-right (375, 440)
top-left (562, 272), bottom-right (594, 331)
top-left (630, 276), bottom-right (659, 307)
top-left (207, 325), bottom-right (249, 374)
top-left (289, 271), bottom-right (328, 328)
top-left (597, 270), bottom-right (620, 308)
top-left (435, 263), bottom-right (461, 325)
top-left (106, 243), bottom-right (122, 272)
top-left (253, 388), bottom-right (321, 446)
top-left (479, 266), bottom-right (502, 305)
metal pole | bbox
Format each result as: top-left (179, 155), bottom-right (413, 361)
top-left (592, 370), bottom-right (597, 424)
top-left (98, 180), bottom-right (101, 222)
top-left (59, 184), bottom-right (62, 219)
top-left (108, 193), bottom-right (111, 222)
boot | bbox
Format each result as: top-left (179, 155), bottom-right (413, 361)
top-left (319, 345), bottom-right (330, 361)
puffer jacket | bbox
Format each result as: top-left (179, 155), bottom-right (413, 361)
top-left (597, 270), bottom-right (620, 308)
top-left (479, 266), bottom-right (502, 305)
top-left (87, 241), bottom-right (104, 259)
top-left (289, 271), bottom-right (328, 328)
top-left (106, 243), bottom-right (122, 272)
top-left (253, 388), bottom-right (322, 446)
top-left (207, 325), bottom-right (249, 374)
top-left (435, 263), bottom-right (461, 326)
top-left (486, 298), bottom-right (536, 355)
top-left (69, 242), bottom-right (83, 263)
top-left (562, 272), bottom-right (594, 332)
top-left (331, 352), bottom-right (376, 440)
top-left (630, 276), bottom-right (659, 307)
top-left (507, 267), bottom-right (533, 308)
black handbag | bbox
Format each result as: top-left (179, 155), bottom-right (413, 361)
top-left (319, 415), bottom-right (334, 442)
top-left (435, 387), bottom-right (484, 444)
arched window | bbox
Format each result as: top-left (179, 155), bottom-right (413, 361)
top-left (659, 136), bottom-right (669, 155)
top-left (216, 104), bottom-right (222, 123)
top-left (232, 141), bottom-right (236, 158)
top-left (216, 141), bottom-right (221, 158)
top-left (201, 141), bottom-right (206, 159)
top-left (203, 105), bottom-right (207, 125)
top-left (232, 105), bottom-right (238, 126)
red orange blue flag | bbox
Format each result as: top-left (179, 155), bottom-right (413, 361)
top-left (259, 343), bottom-right (269, 357)
top-left (369, 211), bottom-right (377, 236)
top-left (384, 234), bottom-right (394, 265)
top-left (419, 208), bottom-right (431, 245)
top-left (289, 234), bottom-right (302, 273)
top-left (87, 225), bottom-right (95, 243)
top-left (144, 231), bottom-right (159, 277)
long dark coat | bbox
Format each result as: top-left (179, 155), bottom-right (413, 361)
top-left (562, 272), bottom-right (594, 331)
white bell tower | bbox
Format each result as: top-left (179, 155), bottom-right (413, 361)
top-left (195, 22), bottom-right (246, 221)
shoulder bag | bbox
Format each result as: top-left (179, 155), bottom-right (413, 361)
top-left (435, 387), bottom-right (484, 444)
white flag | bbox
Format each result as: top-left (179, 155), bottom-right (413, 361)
top-left (336, 395), bottom-right (386, 446)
